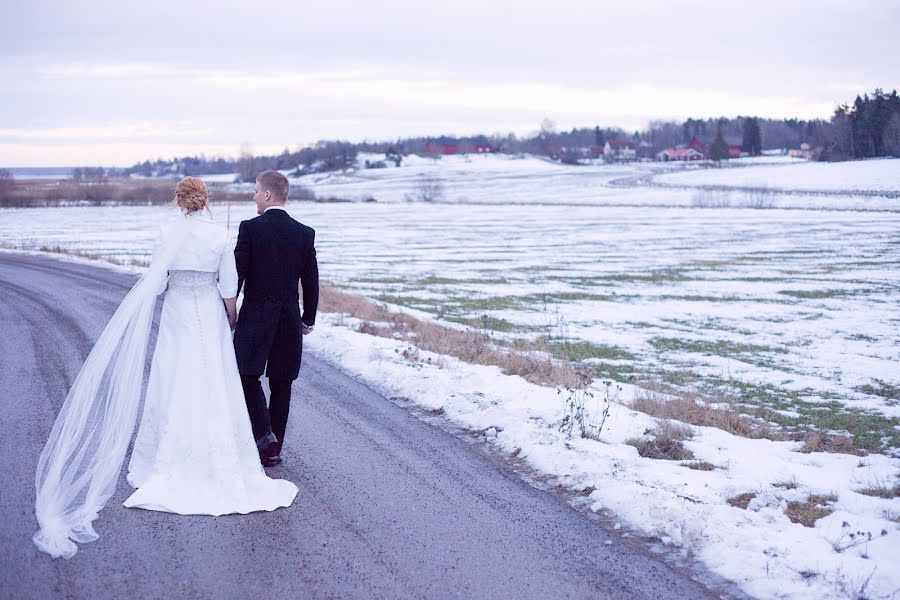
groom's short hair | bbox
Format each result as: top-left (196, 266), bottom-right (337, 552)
top-left (256, 170), bottom-right (289, 202)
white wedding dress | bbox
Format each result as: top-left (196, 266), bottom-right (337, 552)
top-left (124, 211), bottom-right (298, 514)
top-left (33, 210), bottom-right (297, 559)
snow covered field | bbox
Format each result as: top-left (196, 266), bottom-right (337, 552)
top-left (2, 155), bottom-right (899, 599)
top-left (221, 153), bottom-right (900, 210)
top-left (2, 202), bottom-right (897, 440)
top-left (654, 158), bottom-right (900, 195)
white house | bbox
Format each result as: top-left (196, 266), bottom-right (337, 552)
top-left (603, 140), bottom-right (637, 161)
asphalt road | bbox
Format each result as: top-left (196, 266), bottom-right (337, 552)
top-left (0, 252), bottom-right (726, 599)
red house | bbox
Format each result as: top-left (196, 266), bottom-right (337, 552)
top-left (425, 142), bottom-right (461, 155)
top-left (688, 136), bottom-right (746, 159)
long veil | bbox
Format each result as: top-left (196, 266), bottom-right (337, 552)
top-left (33, 218), bottom-right (189, 559)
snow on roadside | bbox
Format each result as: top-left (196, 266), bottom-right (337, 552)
top-left (306, 313), bottom-right (900, 600)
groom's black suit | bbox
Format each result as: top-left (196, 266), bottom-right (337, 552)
top-left (233, 207), bottom-right (319, 447)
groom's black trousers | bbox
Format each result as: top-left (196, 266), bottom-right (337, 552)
top-left (241, 376), bottom-right (293, 448)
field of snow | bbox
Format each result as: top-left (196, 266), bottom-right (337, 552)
top-left (654, 158), bottom-right (900, 195)
top-left (222, 153), bottom-right (900, 211)
top-left (1, 202), bottom-right (898, 448)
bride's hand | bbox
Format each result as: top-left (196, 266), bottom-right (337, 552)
top-left (223, 297), bottom-right (238, 331)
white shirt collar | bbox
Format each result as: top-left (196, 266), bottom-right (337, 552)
top-left (264, 205), bottom-right (287, 213)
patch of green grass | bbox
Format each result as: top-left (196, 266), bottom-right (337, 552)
top-left (546, 339), bottom-right (637, 363)
top-left (779, 289), bottom-right (847, 299)
top-left (846, 333), bottom-right (879, 342)
top-left (650, 337), bottom-right (787, 357)
top-left (449, 295), bottom-right (526, 312)
top-left (375, 294), bottom-right (441, 311)
top-left (657, 368), bottom-right (702, 387)
top-left (538, 291), bottom-right (618, 302)
top-left (586, 361), bottom-right (635, 381)
top-left (660, 317), bottom-right (755, 336)
top-left (417, 275), bottom-right (509, 286)
top-left (594, 269), bottom-right (693, 284)
top-left (655, 294), bottom-right (752, 303)
top-left (348, 276), bottom-right (409, 285)
top-left (702, 378), bottom-right (900, 453)
top-left (450, 314), bottom-right (521, 333)
top-left (856, 379), bottom-right (900, 402)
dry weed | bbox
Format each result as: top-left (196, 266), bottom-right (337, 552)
top-left (625, 421), bottom-right (695, 460)
top-left (321, 285), bottom-right (582, 388)
top-left (630, 383), bottom-right (762, 438)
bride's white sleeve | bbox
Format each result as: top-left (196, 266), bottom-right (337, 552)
top-left (218, 235), bottom-right (238, 299)
top-left (151, 224), bottom-right (172, 294)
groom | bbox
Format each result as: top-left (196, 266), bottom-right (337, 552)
top-left (233, 170), bottom-right (319, 467)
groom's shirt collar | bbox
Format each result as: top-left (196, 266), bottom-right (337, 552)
top-left (264, 205), bottom-right (287, 214)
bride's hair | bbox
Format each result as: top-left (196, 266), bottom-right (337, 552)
top-left (173, 176), bottom-right (209, 214)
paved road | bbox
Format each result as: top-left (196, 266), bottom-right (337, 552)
top-left (0, 253), bottom-right (727, 599)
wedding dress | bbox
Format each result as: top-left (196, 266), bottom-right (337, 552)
top-left (34, 210), bottom-right (297, 559)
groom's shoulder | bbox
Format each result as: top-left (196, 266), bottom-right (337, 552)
top-left (286, 214), bottom-right (315, 237)
top-left (239, 214), bottom-right (267, 230)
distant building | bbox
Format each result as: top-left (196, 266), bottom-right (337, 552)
top-left (656, 148), bottom-right (705, 161)
top-left (425, 142), bottom-right (461, 155)
top-left (603, 140), bottom-right (637, 161)
top-left (788, 143), bottom-right (819, 159)
top-left (425, 141), bottom-right (499, 155)
top-left (687, 136), bottom-right (746, 160)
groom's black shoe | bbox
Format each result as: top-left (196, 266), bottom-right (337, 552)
top-left (262, 454), bottom-right (283, 468)
top-left (256, 432), bottom-right (279, 461)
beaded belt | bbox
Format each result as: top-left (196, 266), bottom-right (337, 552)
top-left (168, 270), bottom-right (217, 289)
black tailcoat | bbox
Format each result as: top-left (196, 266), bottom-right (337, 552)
top-left (233, 208), bottom-right (319, 380)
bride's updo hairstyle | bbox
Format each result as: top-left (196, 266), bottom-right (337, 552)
top-left (173, 176), bottom-right (209, 214)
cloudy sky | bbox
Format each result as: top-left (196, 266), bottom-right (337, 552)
top-left (3, 0), bottom-right (898, 166)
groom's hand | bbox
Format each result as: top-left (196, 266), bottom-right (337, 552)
top-left (302, 324), bottom-right (314, 335)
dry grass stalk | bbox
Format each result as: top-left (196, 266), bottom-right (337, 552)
top-left (626, 421), bottom-right (695, 461)
top-left (798, 432), bottom-right (865, 457)
top-left (630, 383), bottom-right (762, 438)
top-left (727, 492), bottom-right (757, 509)
top-left (773, 476), bottom-right (799, 490)
top-left (786, 494), bottom-right (837, 527)
top-left (681, 460), bottom-right (717, 471)
top-left (855, 477), bottom-right (900, 499)
top-left (320, 285), bottom-right (583, 388)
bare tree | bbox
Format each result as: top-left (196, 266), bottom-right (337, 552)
top-left (407, 173), bottom-right (444, 202)
top-left (236, 143), bottom-right (259, 183)
top-left (0, 169), bottom-right (13, 201)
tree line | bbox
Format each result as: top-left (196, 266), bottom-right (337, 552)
top-left (114, 88), bottom-right (898, 179)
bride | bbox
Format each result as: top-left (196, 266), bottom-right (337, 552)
top-left (33, 177), bottom-right (298, 559)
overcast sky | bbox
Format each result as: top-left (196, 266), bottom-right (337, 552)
top-left (2, 0), bottom-right (898, 166)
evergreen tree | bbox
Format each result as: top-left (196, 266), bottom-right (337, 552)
top-left (594, 126), bottom-right (605, 147)
top-left (742, 117), bottom-right (762, 156)
top-left (708, 127), bottom-right (729, 163)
